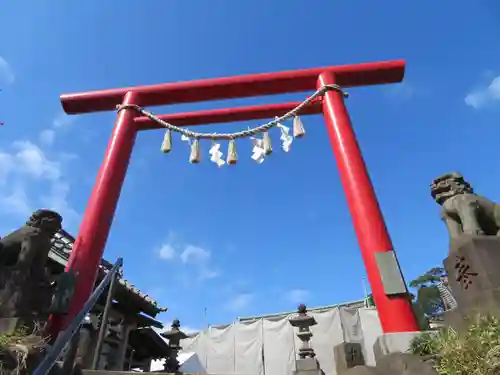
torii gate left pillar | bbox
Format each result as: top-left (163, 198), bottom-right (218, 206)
top-left (48, 60), bottom-right (419, 338)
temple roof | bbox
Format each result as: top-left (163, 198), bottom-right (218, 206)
top-left (48, 229), bottom-right (167, 318)
top-left (128, 327), bottom-right (171, 361)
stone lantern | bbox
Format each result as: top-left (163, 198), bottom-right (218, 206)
top-left (289, 304), bottom-right (323, 375)
top-left (289, 303), bottom-right (317, 359)
top-left (161, 319), bottom-right (188, 373)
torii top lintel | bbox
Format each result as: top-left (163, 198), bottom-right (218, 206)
top-left (60, 60), bottom-right (405, 115)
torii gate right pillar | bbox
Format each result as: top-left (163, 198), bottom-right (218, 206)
top-left (319, 71), bottom-right (418, 333)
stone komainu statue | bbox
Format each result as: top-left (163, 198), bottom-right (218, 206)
top-left (431, 172), bottom-right (500, 247)
top-left (0, 209), bottom-right (63, 321)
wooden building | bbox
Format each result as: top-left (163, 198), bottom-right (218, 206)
top-left (48, 229), bottom-right (170, 371)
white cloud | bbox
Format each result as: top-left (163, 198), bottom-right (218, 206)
top-left (0, 113), bottom-right (84, 229)
top-left (180, 245), bottom-right (210, 264)
top-left (286, 289), bottom-right (310, 304)
top-left (225, 293), bottom-right (253, 312)
top-left (52, 113), bottom-right (76, 129)
top-left (180, 245), bottom-right (220, 281)
top-left (465, 76), bottom-right (500, 109)
top-left (39, 129), bottom-right (56, 146)
top-left (0, 186), bottom-right (30, 216)
top-left (198, 269), bottom-right (219, 280)
top-left (157, 237), bottom-right (220, 281)
top-left (0, 139), bottom-right (80, 229)
top-left (12, 141), bottom-right (61, 180)
top-left (0, 56), bottom-right (15, 85)
top-left (39, 113), bottom-right (77, 146)
top-left (159, 243), bottom-right (176, 260)
top-left (41, 180), bottom-right (80, 226)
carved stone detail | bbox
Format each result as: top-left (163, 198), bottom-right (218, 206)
top-left (443, 236), bottom-right (500, 330)
top-left (334, 342), bottom-right (365, 375)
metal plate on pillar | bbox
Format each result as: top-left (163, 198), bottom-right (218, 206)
top-left (375, 251), bottom-right (408, 296)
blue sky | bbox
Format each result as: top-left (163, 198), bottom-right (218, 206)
top-left (1, 0), bottom-right (500, 332)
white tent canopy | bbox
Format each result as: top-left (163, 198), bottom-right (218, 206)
top-left (150, 352), bottom-right (207, 373)
top-left (175, 305), bottom-right (382, 375)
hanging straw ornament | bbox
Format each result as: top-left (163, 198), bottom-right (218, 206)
top-left (227, 139), bottom-right (238, 165)
top-left (262, 132), bottom-right (273, 155)
top-left (189, 138), bottom-right (201, 163)
top-left (293, 116), bottom-right (306, 138)
top-left (160, 129), bottom-right (173, 153)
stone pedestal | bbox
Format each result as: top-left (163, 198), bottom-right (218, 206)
top-left (333, 342), bottom-right (365, 375)
top-left (373, 332), bottom-right (426, 363)
top-left (293, 358), bottom-right (324, 375)
top-left (0, 267), bottom-right (53, 328)
top-left (343, 353), bottom-right (439, 375)
top-left (443, 236), bottom-right (500, 326)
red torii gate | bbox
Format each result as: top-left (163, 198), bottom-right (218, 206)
top-left (49, 60), bottom-right (419, 337)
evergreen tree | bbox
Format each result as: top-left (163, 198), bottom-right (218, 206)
top-left (409, 267), bottom-right (447, 319)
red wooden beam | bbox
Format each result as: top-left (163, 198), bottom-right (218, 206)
top-left (133, 101), bottom-right (323, 131)
top-left (61, 60), bottom-right (405, 114)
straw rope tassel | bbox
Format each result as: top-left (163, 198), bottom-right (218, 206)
top-left (227, 139), bottom-right (238, 165)
top-left (189, 139), bottom-right (201, 163)
top-left (161, 129), bottom-right (173, 153)
top-left (293, 116), bottom-right (306, 138)
top-left (263, 132), bottom-right (273, 155)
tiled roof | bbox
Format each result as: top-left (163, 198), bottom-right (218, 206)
top-left (49, 229), bottom-right (167, 316)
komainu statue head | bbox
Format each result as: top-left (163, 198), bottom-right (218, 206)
top-left (431, 172), bottom-right (500, 243)
top-left (430, 172), bottom-right (473, 205)
top-left (26, 209), bottom-right (63, 235)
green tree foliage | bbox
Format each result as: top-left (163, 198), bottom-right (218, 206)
top-left (409, 267), bottom-right (446, 288)
top-left (410, 267), bottom-right (447, 319)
